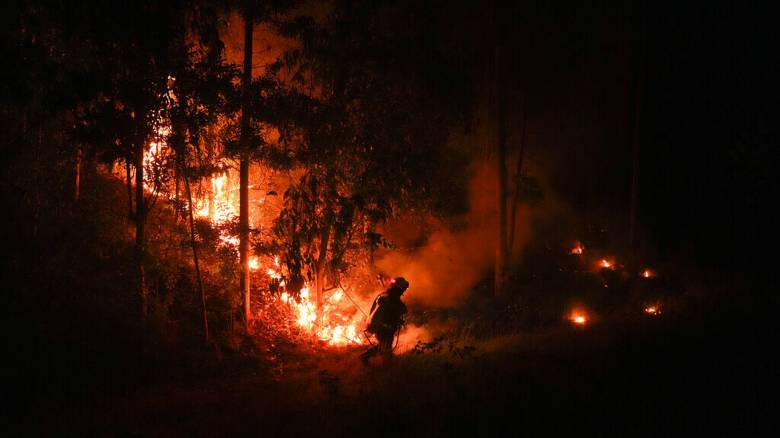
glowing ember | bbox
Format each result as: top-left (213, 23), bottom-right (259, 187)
top-left (642, 269), bottom-right (653, 278)
top-left (599, 259), bottom-right (613, 269)
top-left (644, 305), bottom-right (661, 315)
top-left (570, 243), bottom-right (584, 255)
top-left (569, 310), bottom-right (588, 326)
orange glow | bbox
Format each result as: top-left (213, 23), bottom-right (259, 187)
top-left (280, 285), bottom-right (364, 345)
top-left (569, 310), bottom-right (589, 326)
top-left (642, 269), bottom-right (653, 278)
top-left (138, 131), bottom-right (366, 347)
top-left (267, 258), bottom-right (364, 346)
top-left (644, 305), bottom-right (661, 315)
top-left (570, 243), bottom-right (584, 255)
top-left (600, 259), bottom-right (612, 269)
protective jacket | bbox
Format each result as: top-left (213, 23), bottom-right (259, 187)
top-left (366, 290), bottom-right (407, 335)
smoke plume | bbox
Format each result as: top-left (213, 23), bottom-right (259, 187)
top-left (375, 160), bottom-right (534, 307)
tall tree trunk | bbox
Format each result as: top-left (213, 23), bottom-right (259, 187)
top-left (239, 9), bottom-right (253, 327)
top-left (126, 160), bottom-right (134, 218)
top-left (74, 146), bottom-right (81, 202)
top-left (134, 139), bottom-right (147, 317)
top-left (508, 97), bottom-right (528, 255)
top-left (174, 168), bottom-right (181, 222)
top-left (184, 168), bottom-right (209, 342)
top-left (494, 43), bottom-right (508, 297)
top-left (315, 217), bottom-right (332, 321)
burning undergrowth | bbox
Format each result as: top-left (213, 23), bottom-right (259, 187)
top-left (124, 118), bottom-right (680, 356)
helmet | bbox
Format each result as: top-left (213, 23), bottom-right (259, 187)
top-left (390, 276), bottom-right (409, 292)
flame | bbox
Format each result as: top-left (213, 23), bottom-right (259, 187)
top-left (569, 309), bottom-right (588, 326)
top-left (644, 305), bottom-right (661, 315)
top-left (599, 259), bottom-right (613, 269)
top-left (138, 128), bottom-right (364, 347)
top-left (642, 269), bottom-right (653, 278)
top-left (570, 243), bottom-right (584, 255)
top-left (279, 285), bottom-right (364, 346)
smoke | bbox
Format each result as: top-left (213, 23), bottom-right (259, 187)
top-left (375, 160), bottom-right (534, 307)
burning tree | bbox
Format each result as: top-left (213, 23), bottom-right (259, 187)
top-left (22, 0), bottom-right (480, 345)
top-left (71, 1), bottom-right (238, 323)
top-left (252, 0), bottom-right (479, 323)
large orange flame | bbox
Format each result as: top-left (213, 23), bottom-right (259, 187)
top-left (138, 133), bottom-right (365, 347)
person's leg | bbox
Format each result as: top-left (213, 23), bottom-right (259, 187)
top-left (360, 334), bottom-right (382, 365)
top-left (378, 332), bottom-right (394, 359)
top-left (361, 345), bottom-right (378, 362)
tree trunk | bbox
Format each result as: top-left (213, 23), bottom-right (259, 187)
top-left (125, 160), bottom-right (134, 219)
top-left (507, 97), bottom-right (528, 256)
top-left (134, 139), bottom-right (147, 317)
top-left (315, 218), bottom-right (332, 321)
top-left (184, 169), bottom-right (209, 342)
top-left (239, 9), bottom-right (253, 327)
top-left (74, 146), bottom-right (81, 202)
top-left (494, 43), bottom-right (508, 296)
top-left (174, 168), bottom-right (181, 222)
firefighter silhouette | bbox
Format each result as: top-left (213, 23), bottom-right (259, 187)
top-left (360, 277), bottom-right (409, 364)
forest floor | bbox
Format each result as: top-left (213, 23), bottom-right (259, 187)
top-left (19, 307), bottom-right (776, 437)
top-left (4, 172), bottom-right (776, 436)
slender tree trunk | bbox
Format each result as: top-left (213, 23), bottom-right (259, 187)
top-left (508, 98), bottom-right (528, 255)
top-left (125, 160), bottom-right (133, 218)
top-left (494, 43), bottom-right (508, 296)
top-left (240, 158), bottom-right (250, 324)
top-left (184, 170), bottom-right (209, 342)
top-left (174, 169), bottom-right (181, 222)
top-left (74, 146), bottom-right (81, 202)
top-left (134, 139), bottom-right (147, 317)
top-left (239, 9), bottom-right (253, 327)
top-left (315, 218), bottom-right (332, 320)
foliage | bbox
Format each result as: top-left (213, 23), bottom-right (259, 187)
top-left (255, 0), bottom-right (479, 292)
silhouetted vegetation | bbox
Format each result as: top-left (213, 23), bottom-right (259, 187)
top-left (2, 0), bottom-right (775, 435)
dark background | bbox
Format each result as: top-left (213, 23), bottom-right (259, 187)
top-left (493, 1), bottom-right (775, 282)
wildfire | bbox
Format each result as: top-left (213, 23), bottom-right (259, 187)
top-left (569, 310), bottom-right (588, 326)
top-left (279, 286), bottom-right (364, 346)
top-left (599, 259), bottom-right (613, 269)
top-left (570, 243), bottom-right (584, 255)
top-left (271, 259), bottom-right (363, 346)
top-left (644, 305), bottom-right (661, 315)
top-left (138, 133), bottom-right (365, 347)
top-left (641, 269), bottom-right (654, 278)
